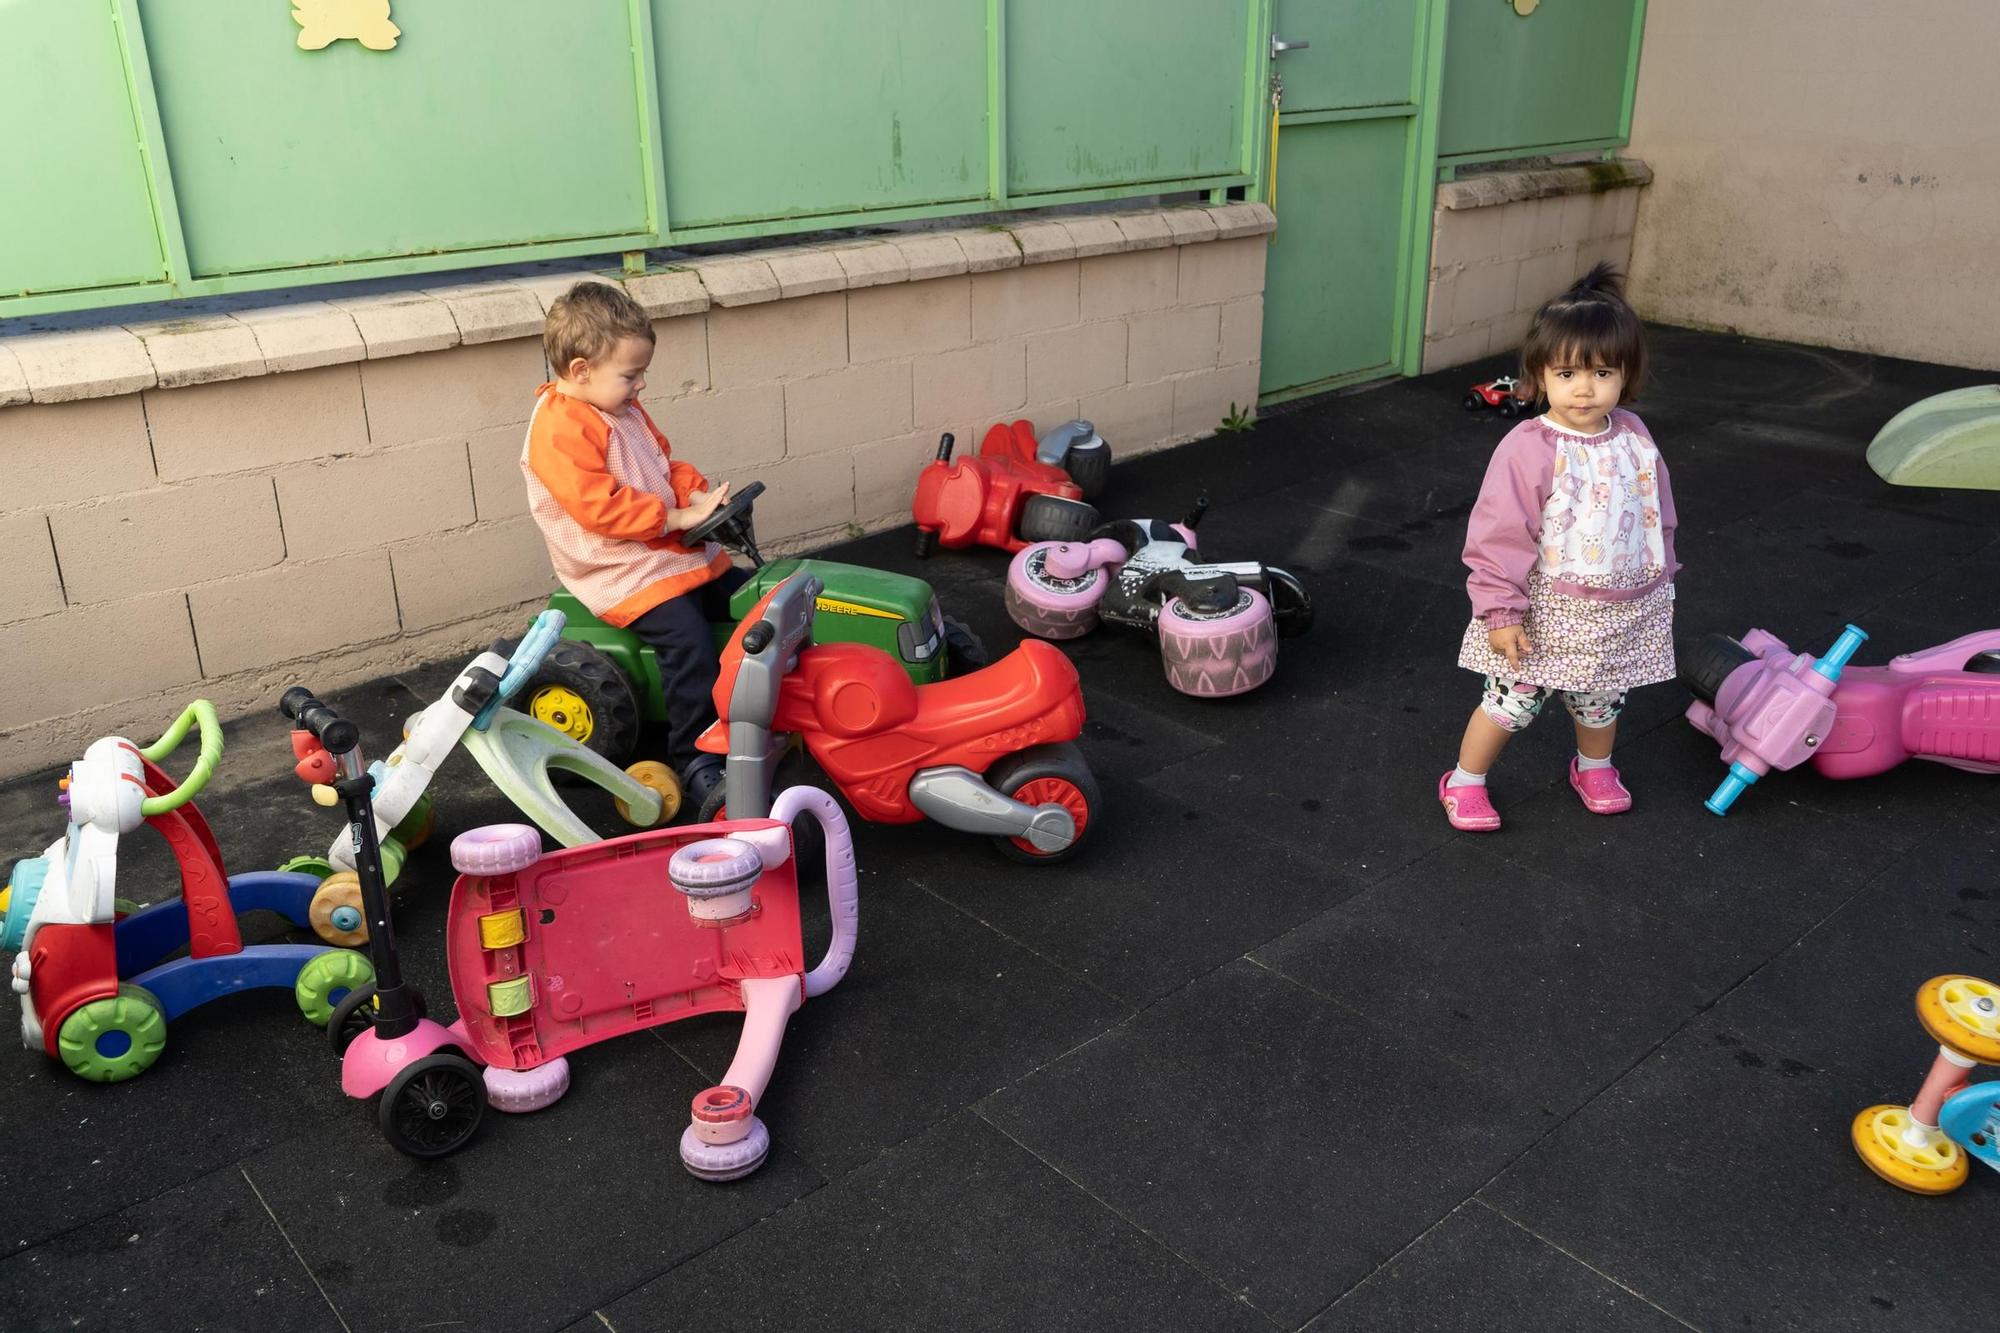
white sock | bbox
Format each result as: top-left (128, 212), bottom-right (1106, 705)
top-left (1576, 752), bottom-right (1614, 770)
top-left (1450, 765), bottom-right (1487, 787)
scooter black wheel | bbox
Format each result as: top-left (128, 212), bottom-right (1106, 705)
top-left (380, 1053), bottom-right (487, 1159)
top-left (1681, 633), bottom-right (1759, 705)
top-left (1016, 494), bottom-right (1099, 544)
top-left (328, 983), bottom-right (428, 1057)
top-left (986, 742), bottom-right (1102, 866)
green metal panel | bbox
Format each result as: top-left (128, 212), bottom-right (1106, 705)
top-left (0, 2), bottom-right (166, 296)
top-left (1437, 0), bottom-right (1642, 161)
top-left (1269, 0), bottom-right (1420, 112)
top-left (1005, 0), bottom-right (1252, 194)
top-left (1258, 116), bottom-right (1410, 397)
top-left (651, 1), bottom-right (988, 228)
top-left (136, 0), bottom-right (654, 276)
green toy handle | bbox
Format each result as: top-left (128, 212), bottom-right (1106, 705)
top-left (137, 700), bottom-right (223, 816)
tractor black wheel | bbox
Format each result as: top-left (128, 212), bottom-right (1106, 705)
top-left (1680, 633), bottom-right (1759, 705)
top-left (941, 615), bottom-right (990, 676)
top-left (499, 637), bottom-right (643, 769)
top-left (1016, 494), bottom-right (1099, 544)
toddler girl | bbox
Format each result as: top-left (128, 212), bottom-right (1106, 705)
top-left (1439, 263), bottom-right (1679, 831)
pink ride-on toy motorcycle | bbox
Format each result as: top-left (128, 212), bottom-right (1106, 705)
top-left (1683, 622), bottom-right (2000, 814)
top-left (288, 688), bottom-right (860, 1176)
top-left (1004, 498), bottom-right (1313, 697)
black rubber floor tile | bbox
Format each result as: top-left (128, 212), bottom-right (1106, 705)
top-left (979, 959), bottom-right (1547, 1326)
top-left (0, 991), bottom-right (352, 1254)
top-left (242, 1035), bottom-right (821, 1333)
top-left (1871, 534), bottom-right (2000, 630)
top-left (1141, 696), bottom-right (1530, 882)
top-left (0, 1164), bottom-right (341, 1333)
top-left (1481, 1024), bottom-right (1995, 1332)
top-left (1078, 689), bottom-right (1225, 775)
top-left (1303, 1201), bottom-right (1684, 1332)
top-left (1489, 721), bottom-right (1911, 953)
top-left (664, 867), bottom-right (1129, 1178)
top-left (1707, 488), bottom-right (1991, 616)
top-left (593, 1113), bottom-right (1268, 1333)
top-left (908, 772), bottom-right (1359, 1007)
top-left (1256, 840), bottom-right (1752, 1113)
top-left (1702, 828), bottom-right (2000, 1084)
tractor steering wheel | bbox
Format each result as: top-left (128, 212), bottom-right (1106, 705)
top-left (684, 480), bottom-right (765, 548)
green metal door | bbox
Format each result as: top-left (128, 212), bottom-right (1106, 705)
top-left (1258, 0), bottom-right (1444, 403)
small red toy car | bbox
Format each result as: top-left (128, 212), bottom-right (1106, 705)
top-left (1464, 376), bottom-right (1527, 416)
top-left (911, 419), bottom-right (1108, 556)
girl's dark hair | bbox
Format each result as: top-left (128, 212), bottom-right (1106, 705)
top-left (1519, 261), bottom-right (1646, 401)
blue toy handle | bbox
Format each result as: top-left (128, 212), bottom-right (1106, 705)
top-left (473, 610), bottom-right (567, 731)
top-left (1812, 623), bottom-right (1869, 682)
top-left (1705, 761), bottom-right (1759, 816)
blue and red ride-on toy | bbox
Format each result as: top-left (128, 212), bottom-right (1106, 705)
top-left (1, 701), bottom-right (372, 1082)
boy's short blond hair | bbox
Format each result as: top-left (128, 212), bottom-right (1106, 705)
top-left (543, 281), bottom-right (655, 373)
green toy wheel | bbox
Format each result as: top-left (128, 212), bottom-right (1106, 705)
top-left (56, 984), bottom-right (168, 1083)
top-left (277, 855), bottom-right (336, 879)
top-left (294, 950), bottom-right (377, 1028)
top-left (390, 794), bottom-right (436, 851)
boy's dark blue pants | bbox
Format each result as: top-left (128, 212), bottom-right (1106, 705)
top-left (625, 566), bottom-right (752, 777)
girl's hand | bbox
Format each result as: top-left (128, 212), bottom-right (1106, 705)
top-left (1487, 625), bottom-right (1531, 672)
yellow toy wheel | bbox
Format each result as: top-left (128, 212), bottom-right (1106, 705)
top-left (529, 686), bottom-right (594, 743)
top-left (617, 760), bottom-right (682, 826)
top-left (1916, 975), bottom-right (2000, 1064)
top-left (1852, 1104), bottom-right (1970, 1194)
top-left (310, 872), bottom-right (369, 947)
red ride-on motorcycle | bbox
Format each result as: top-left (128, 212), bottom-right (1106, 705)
top-left (911, 419), bottom-right (1110, 557)
top-left (696, 573), bottom-right (1100, 863)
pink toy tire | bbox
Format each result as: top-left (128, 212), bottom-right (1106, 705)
top-left (483, 1058), bottom-right (571, 1113)
top-left (669, 839), bottom-right (764, 898)
top-left (680, 1117), bottom-right (771, 1182)
top-left (449, 824), bottom-right (542, 875)
top-left (1158, 588), bottom-right (1277, 697)
top-left (1006, 543), bottom-right (1107, 640)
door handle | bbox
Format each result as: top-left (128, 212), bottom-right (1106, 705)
top-left (1270, 35), bottom-right (1310, 58)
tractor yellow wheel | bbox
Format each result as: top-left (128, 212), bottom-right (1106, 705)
top-left (617, 760), bottom-right (682, 827)
top-left (310, 872), bottom-right (369, 947)
top-left (1852, 1104), bottom-right (1970, 1194)
top-left (1916, 975), bottom-right (2000, 1064)
top-left (529, 686), bottom-right (594, 743)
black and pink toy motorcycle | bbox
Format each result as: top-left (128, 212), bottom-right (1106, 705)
top-left (1003, 499), bottom-right (1312, 697)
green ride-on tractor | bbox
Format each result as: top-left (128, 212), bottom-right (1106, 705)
top-left (512, 480), bottom-right (990, 770)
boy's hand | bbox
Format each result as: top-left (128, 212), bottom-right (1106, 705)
top-left (1487, 625), bottom-right (1531, 672)
top-left (675, 481), bottom-right (731, 531)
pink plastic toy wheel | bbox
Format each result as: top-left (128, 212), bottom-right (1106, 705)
top-left (449, 824), bottom-right (543, 875)
top-left (668, 840), bottom-right (764, 898)
top-left (1006, 542), bottom-right (1109, 639)
top-left (1158, 588), bottom-right (1277, 696)
top-left (483, 1057), bottom-right (571, 1113)
top-left (679, 1117), bottom-right (771, 1182)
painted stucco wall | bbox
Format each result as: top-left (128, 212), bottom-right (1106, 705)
top-left (1625, 1), bottom-right (2000, 371)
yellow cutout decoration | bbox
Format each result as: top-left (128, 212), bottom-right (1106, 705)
top-left (293, 1), bottom-right (400, 51)
top-left (1509, 0), bottom-right (1540, 15)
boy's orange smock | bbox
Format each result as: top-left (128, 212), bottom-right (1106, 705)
top-left (520, 384), bottom-right (731, 627)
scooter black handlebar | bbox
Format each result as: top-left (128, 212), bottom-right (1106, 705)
top-left (742, 620), bottom-right (776, 654)
top-left (279, 686), bottom-right (359, 755)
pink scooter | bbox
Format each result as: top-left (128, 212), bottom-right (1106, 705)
top-left (1683, 623), bottom-right (2000, 814)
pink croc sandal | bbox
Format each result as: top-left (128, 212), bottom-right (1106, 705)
top-left (1568, 757), bottom-right (1633, 815)
top-left (1438, 771), bottom-right (1501, 832)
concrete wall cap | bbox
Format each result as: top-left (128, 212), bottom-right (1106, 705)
top-left (1437, 158), bottom-right (1654, 211)
top-left (0, 206), bottom-right (1267, 406)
